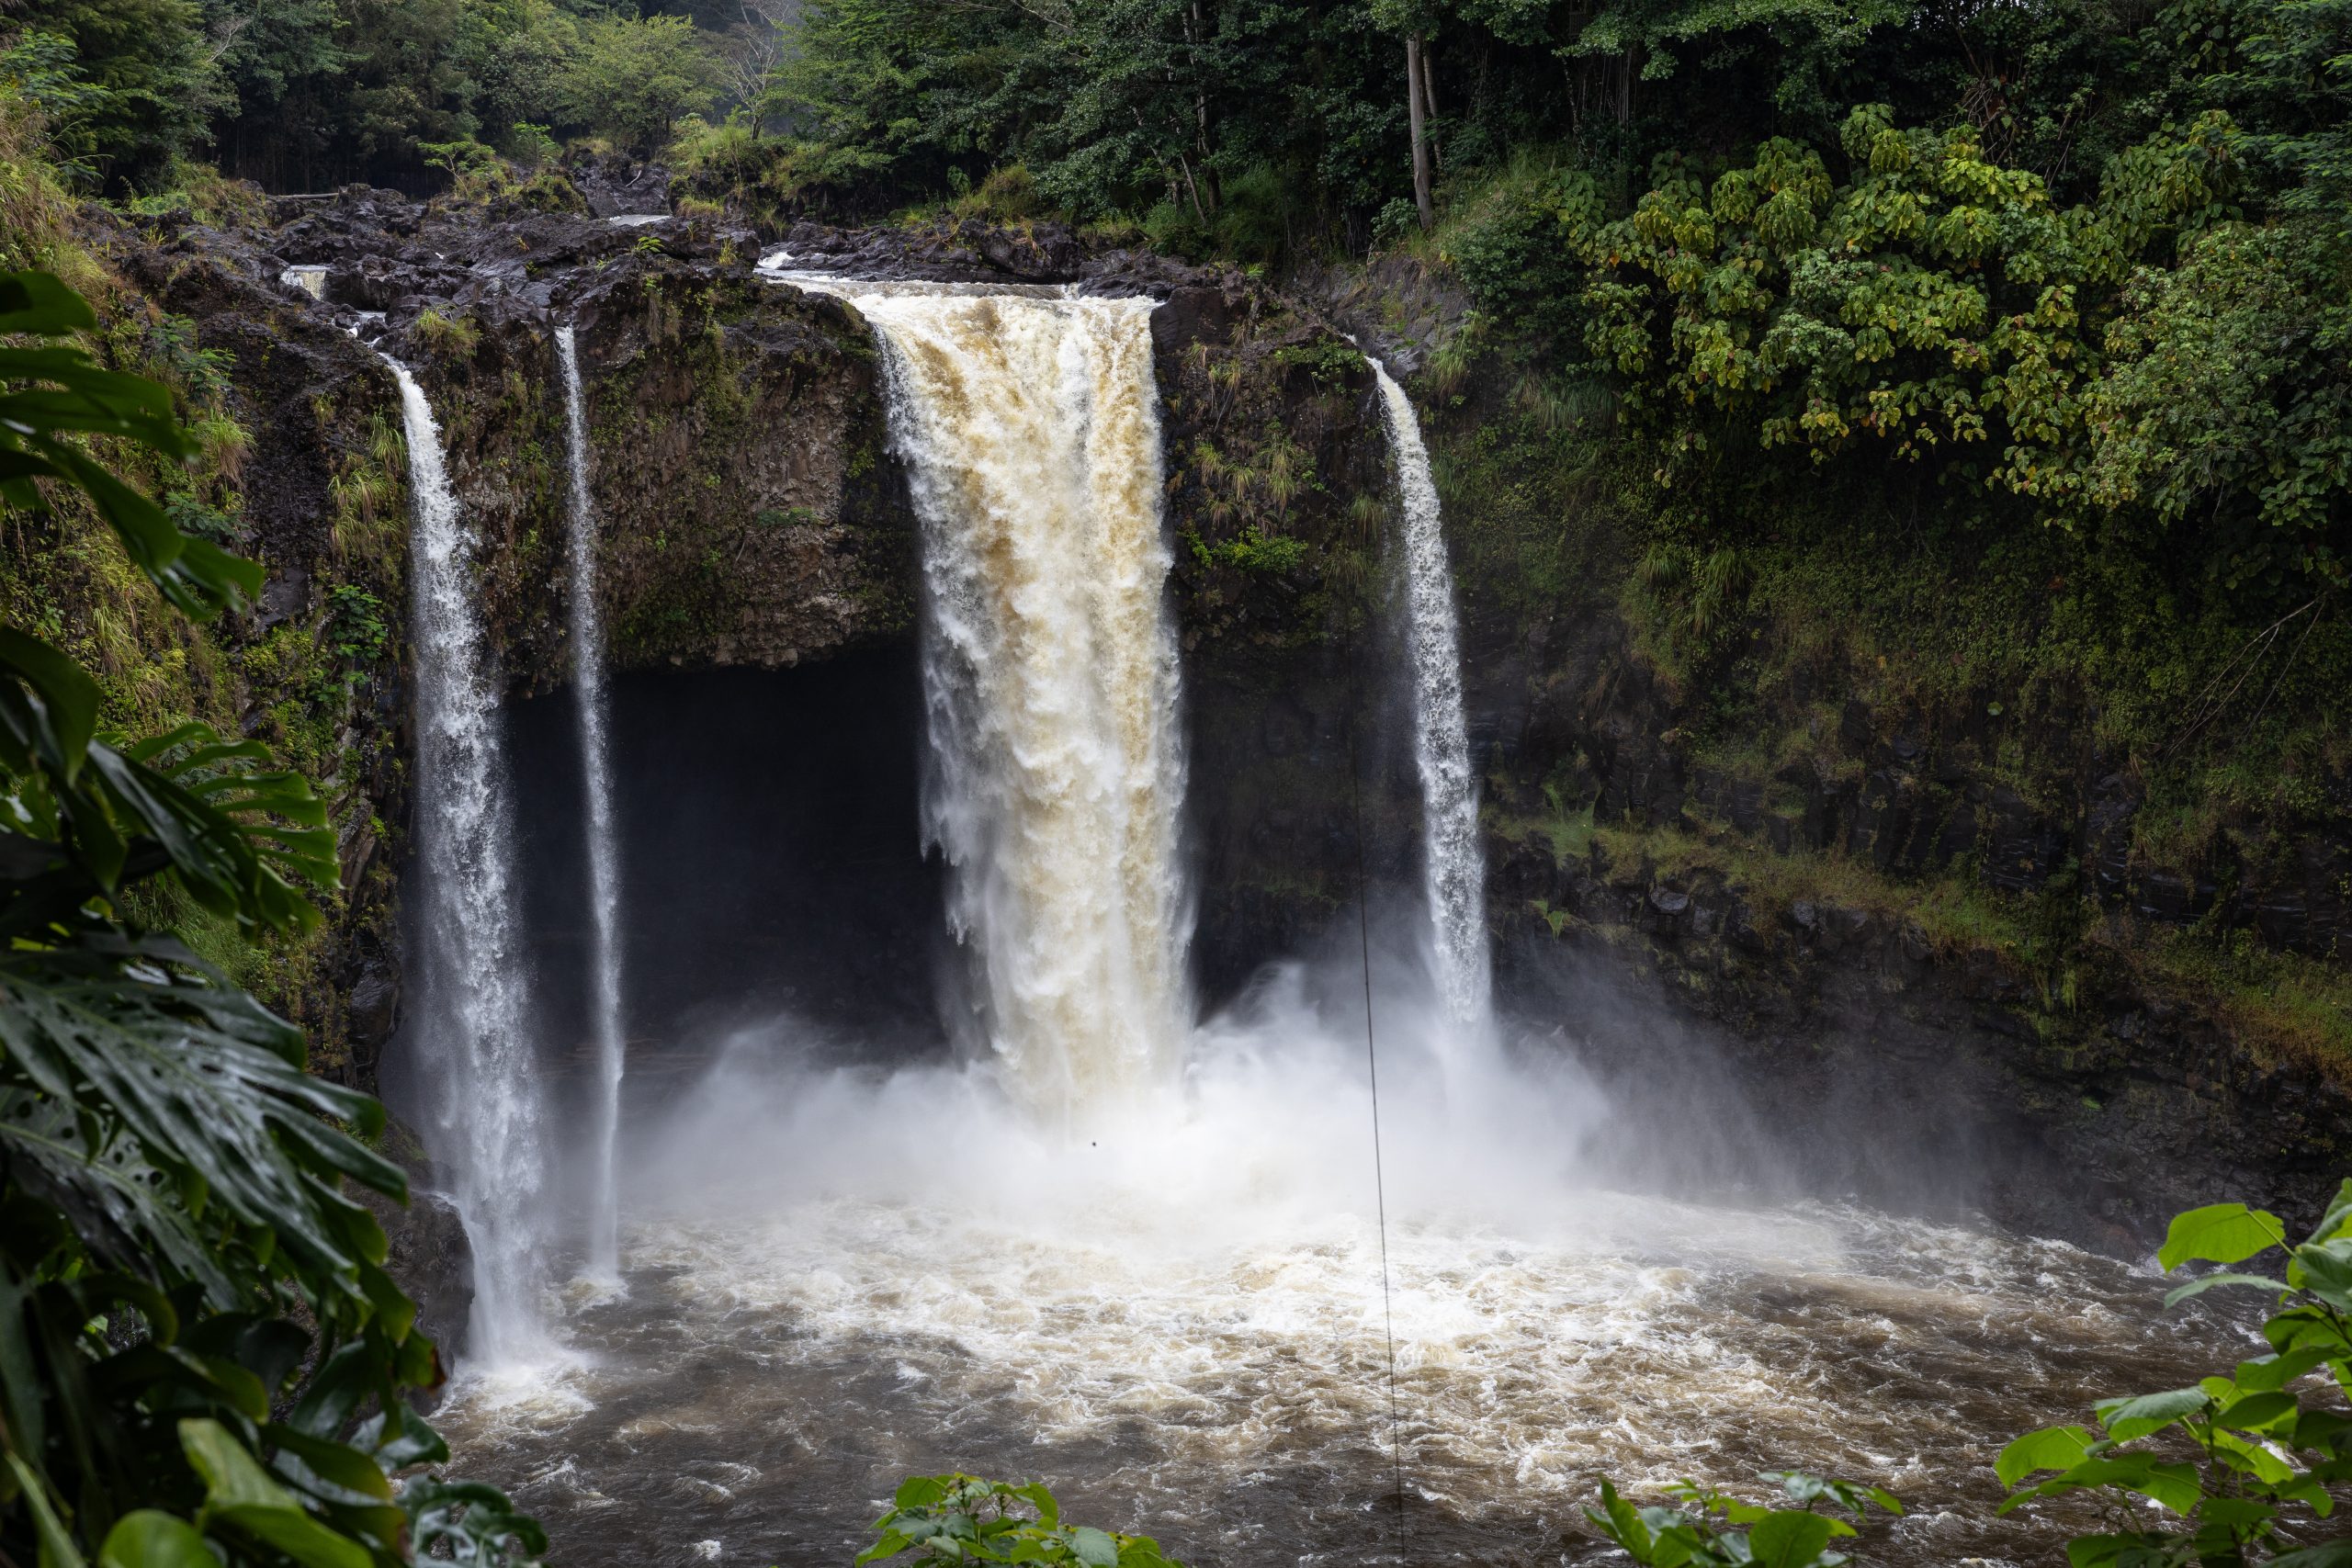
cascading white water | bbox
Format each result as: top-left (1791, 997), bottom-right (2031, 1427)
top-left (555, 326), bottom-right (629, 1283)
top-left (384, 355), bottom-right (551, 1365)
top-left (1365, 356), bottom-right (1492, 1030)
top-left (431, 292), bottom-right (2243, 1568)
top-left (808, 282), bottom-right (1192, 1122)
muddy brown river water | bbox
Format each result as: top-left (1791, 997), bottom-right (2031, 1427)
top-left (435, 1034), bottom-right (2242, 1568)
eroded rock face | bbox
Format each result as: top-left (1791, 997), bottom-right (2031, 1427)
top-left (127, 180), bottom-right (2352, 1270)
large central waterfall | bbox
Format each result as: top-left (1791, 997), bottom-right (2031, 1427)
top-left (384, 356), bottom-right (548, 1365)
top-left (837, 285), bottom-right (1192, 1121)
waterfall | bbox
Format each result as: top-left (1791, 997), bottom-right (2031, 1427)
top-left (383, 355), bottom-right (551, 1364)
top-left (816, 284), bottom-right (1191, 1122)
top-left (555, 326), bottom-right (629, 1283)
top-left (1364, 356), bottom-right (1492, 1029)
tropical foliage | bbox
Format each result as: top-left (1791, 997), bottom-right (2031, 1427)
top-left (0, 268), bottom-right (540, 1568)
top-left (1589, 1471), bottom-right (1903, 1567)
top-left (1992, 1188), bottom-right (2352, 1565)
top-left (6, 0), bottom-right (727, 189)
top-left (861, 1475), bottom-right (1185, 1568)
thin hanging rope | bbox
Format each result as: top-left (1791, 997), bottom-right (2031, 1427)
top-left (1342, 615), bottom-right (1408, 1559)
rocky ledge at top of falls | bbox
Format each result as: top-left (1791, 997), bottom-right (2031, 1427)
top-left (166, 177), bottom-right (1381, 682)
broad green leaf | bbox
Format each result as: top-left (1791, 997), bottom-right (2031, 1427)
top-left (264, 1426), bottom-right (397, 1506)
top-left (2095, 1387), bottom-right (2211, 1441)
top-left (96, 1513), bottom-right (212, 1568)
top-left (1998, 1427), bottom-right (2098, 1486)
top-left (2065, 1536), bottom-right (2147, 1567)
top-left (0, 269), bottom-right (99, 333)
top-left (1590, 1478), bottom-right (1653, 1557)
top-left (1748, 1510), bottom-right (1836, 1568)
top-left (2199, 1495), bottom-right (2278, 1534)
top-left (2215, 1391), bottom-right (2299, 1432)
top-left (2269, 1546), bottom-right (2352, 1568)
top-left (2211, 1427), bottom-right (2296, 1483)
top-left (895, 1475), bottom-right (947, 1511)
top-left (1070, 1526), bottom-right (1120, 1567)
top-left (2159, 1204), bottom-right (2286, 1270)
top-left (182, 1417), bottom-right (300, 1511)
top-left (1014, 1483), bottom-right (1061, 1530)
top-left (206, 1503), bottom-right (372, 1568)
top-left (1998, 1456), bottom-right (2203, 1515)
top-left (2297, 1240), bottom-right (2352, 1310)
top-left (2165, 1272), bottom-right (2288, 1306)
top-left (2307, 1180), bottom-right (2352, 1247)
top-left (0, 626), bottom-right (100, 781)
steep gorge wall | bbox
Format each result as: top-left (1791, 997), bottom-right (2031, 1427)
top-left (71, 186), bottom-right (2352, 1260)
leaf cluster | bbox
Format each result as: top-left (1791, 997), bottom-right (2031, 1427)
top-left (861, 1475), bottom-right (1183, 1568)
top-left (1587, 1469), bottom-right (1903, 1567)
top-left (1996, 1187), bottom-right (2352, 1564)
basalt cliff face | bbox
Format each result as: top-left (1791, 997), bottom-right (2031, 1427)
top-left (82, 177), bottom-right (2352, 1262)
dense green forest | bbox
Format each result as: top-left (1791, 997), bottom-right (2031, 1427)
top-left (11, 0), bottom-right (2342, 605)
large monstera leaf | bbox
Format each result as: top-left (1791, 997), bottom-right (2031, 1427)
top-left (0, 931), bottom-right (401, 1307)
top-left (0, 269), bottom-right (544, 1568)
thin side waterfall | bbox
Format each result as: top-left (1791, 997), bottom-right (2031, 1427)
top-left (1365, 356), bottom-right (1492, 1029)
top-left (383, 355), bottom-right (550, 1365)
top-left (820, 284), bottom-right (1192, 1123)
top-left (555, 326), bottom-right (628, 1283)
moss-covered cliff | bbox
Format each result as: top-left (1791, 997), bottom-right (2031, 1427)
top-left (13, 152), bottom-right (2347, 1256)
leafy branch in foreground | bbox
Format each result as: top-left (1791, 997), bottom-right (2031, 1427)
top-left (0, 267), bottom-right (542, 1568)
top-left (1587, 1469), bottom-right (1903, 1567)
top-left (860, 1474), bottom-right (1183, 1568)
top-left (1582, 1181), bottom-right (2352, 1568)
top-left (1995, 1186), bottom-right (2352, 1565)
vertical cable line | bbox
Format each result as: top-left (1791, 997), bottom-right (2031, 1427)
top-left (1342, 613), bottom-right (1408, 1558)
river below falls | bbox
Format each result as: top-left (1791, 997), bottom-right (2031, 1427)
top-left (435, 1186), bottom-right (2241, 1567)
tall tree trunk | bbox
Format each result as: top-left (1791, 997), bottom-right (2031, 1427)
top-left (1189, 0), bottom-right (1221, 209)
top-left (1421, 36), bottom-right (1443, 166)
top-left (1407, 34), bottom-right (1434, 231)
top-left (1179, 152), bottom-right (1208, 224)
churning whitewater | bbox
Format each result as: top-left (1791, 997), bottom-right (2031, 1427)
top-left (425, 282), bottom-right (2250, 1568)
top-left (385, 356), bottom-right (549, 1365)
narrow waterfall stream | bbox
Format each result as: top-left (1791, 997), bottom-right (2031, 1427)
top-left (557, 324), bottom-right (631, 1281)
top-left (1365, 356), bottom-right (1492, 1032)
top-left (383, 356), bottom-right (551, 1366)
top-left (431, 289), bottom-right (2248, 1568)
